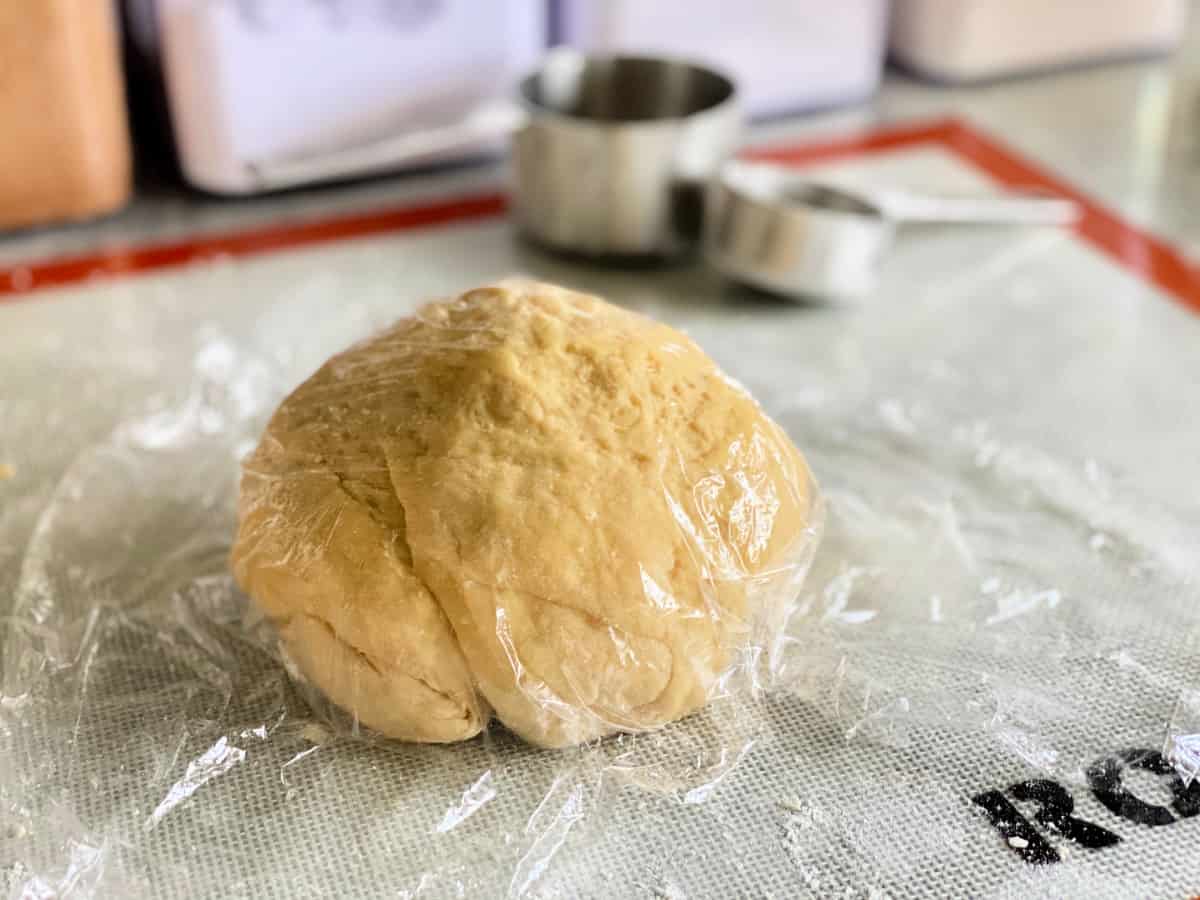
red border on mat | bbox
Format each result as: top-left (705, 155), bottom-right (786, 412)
top-left (0, 192), bottom-right (508, 300)
top-left (2, 118), bottom-right (1197, 313)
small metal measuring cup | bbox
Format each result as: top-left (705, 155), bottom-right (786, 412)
top-left (705, 161), bottom-right (1079, 300)
top-left (251, 49), bottom-right (742, 258)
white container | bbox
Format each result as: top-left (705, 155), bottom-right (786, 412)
top-left (153, 0), bottom-right (546, 194)
top-left (889, 0), bottom-right (1187, 83)
top-left (552, 0), bottom-right (889, 118)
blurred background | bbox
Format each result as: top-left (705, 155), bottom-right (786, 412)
top-left (1, 0), bottom-right (1194, 246)
top-left (5, 8), bottom-right (1200, 898)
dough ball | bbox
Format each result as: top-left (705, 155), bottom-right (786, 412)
top-left (231, 280), bottom-right (818, 747)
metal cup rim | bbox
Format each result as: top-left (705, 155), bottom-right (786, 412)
top-left (518, 49), bottom-right (740, 130)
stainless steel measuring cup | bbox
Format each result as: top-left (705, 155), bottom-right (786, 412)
top-left (250, 49), bottom-right (742, 258)
top-left (513, 52), bottom-right (741, 257)
top-left (705, 161), bottom-right (1080, 300)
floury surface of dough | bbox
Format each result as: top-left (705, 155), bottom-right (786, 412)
top-left (231, 281), bottom-right (817, 748)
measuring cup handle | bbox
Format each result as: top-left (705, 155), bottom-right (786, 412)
top-left (874, 189), bottom-right (1080, 227)
top-left (248, 101), bottom-right (527, 189)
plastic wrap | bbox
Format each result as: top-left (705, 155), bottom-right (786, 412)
top-left (3, 258), bottom-right (1200, 898)
top-left (227, 281), bottom-right (822, 749)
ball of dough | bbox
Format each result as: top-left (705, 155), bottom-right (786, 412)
top-left (231, 281), bottom-right (817, 747)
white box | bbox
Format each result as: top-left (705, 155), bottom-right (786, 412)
top-left (154, 0), bottom-right (546, 194)
top-left (890, 0), bottom-right (1187, 83)
top-left (552, 0), bottom-right (889, 117)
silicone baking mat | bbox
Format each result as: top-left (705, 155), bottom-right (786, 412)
top-left (2, 118), bottom-right (1198, 899)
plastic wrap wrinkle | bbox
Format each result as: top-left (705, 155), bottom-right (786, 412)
top-left (3, 275), bottom-right (1200, 898)
top-left (437, 770), bottom-right (497, 834)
